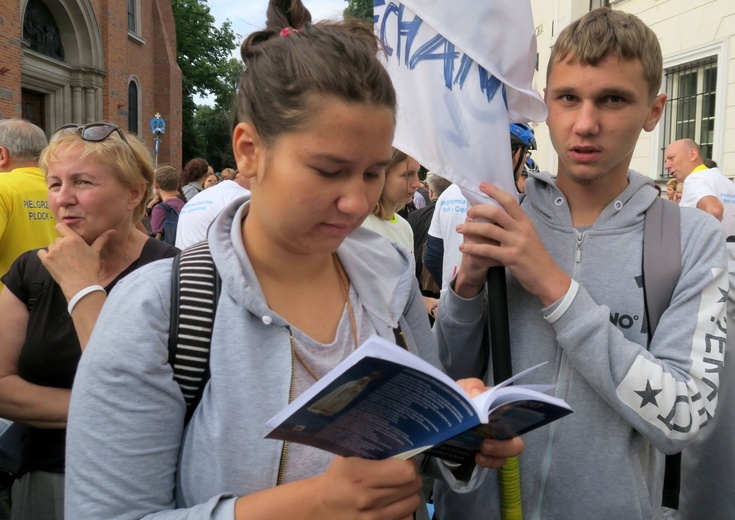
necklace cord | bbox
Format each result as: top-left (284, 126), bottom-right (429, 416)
top-left (292, 253), bottom-right (357, 381)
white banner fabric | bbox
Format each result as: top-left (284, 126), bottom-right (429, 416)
top-left (374, 1), bottom-right (547, 205)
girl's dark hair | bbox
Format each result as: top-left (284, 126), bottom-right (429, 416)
top-left (180, 158), bottom-right (209, 184)
top-left (237, 0), bottom-right (396, 145)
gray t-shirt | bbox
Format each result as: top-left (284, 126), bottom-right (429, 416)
top-left (283, 285), bottom-right (377, 483)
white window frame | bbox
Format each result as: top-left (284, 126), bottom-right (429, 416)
top-left (669, 60), bottom-right (716, 156)
top-left (650, 40), bottom-right (728, 177)
top-left (127, 0), bottom-right (144, 43)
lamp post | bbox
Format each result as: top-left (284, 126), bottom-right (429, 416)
top-left (150, 113), bottom-right (166, 168)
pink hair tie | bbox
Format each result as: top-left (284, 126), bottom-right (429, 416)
top-left (280, 27), bottom-right (300, 36)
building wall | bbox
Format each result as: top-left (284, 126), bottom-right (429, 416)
top-left (0, 0), bottom-right (182, 169)
top-left (530, 0), bottom-right (734, 181)
top-left (151, 0), bottom-right (182, 166)
top-left (0, 1), bottom-right (23, 119)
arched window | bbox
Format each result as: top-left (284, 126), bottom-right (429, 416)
top-left (23, 0), bottom-right (65, 61)
top-left (128, 80), bottom-right (139, 135)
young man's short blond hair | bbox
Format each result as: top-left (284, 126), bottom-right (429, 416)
top-left (548, 8), bottom-right (663, 100)
top-left (155, 164), bottom-right (180, 191)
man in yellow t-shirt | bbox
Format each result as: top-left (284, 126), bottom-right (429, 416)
top-left (0, 119), bottom-right (58, 287)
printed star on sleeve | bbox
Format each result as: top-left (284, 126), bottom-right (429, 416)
top-left (635, 381), bottom-right (662, 408)
top-left (718, 286), bottom-right (728, 303)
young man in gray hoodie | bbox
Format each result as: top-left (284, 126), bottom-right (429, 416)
top-left (433, 8), bottom-right (728, 520)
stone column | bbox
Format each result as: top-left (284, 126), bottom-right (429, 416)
top-left (72, 86), bottom-right (83, 123)
top-left (84, 87), bottom-right (95, 122)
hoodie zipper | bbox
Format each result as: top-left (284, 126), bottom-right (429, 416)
top-left (397, 329), bottom-right (410, 352)
top-left (276, 334), bottom-right (297, 486)
top-left (534, 231), bottom-right (584, 518)
top-left (574, 229), bottom-right (585, 268)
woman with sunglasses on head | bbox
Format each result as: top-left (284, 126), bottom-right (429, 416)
top-left (0, 123), bottom-right (178, 519)
top-left (64, 1), bottom-right (524, 519)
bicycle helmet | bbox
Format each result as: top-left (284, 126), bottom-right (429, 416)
top-left (510, 123), bottom-right (537, 150)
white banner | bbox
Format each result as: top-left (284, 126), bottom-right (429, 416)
top-left (374, 0), bottom-right (547, 206)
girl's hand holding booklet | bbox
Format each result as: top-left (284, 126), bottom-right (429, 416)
top-left (266, 335), bottom-right (572, 464)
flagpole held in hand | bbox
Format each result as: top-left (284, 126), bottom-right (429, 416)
top-left (486, 265), bottom-right (522, 520)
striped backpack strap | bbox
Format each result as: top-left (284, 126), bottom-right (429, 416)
top-left (168, 241), bottom-right (221, 425)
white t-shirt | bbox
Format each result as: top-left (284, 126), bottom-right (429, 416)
top-left (427, 184), bottom-right (467, 292)
top-left (360, 213), bottom-right (413, 253)
top-left (680, 167), bottom-right (735, 239)
top-left (175, 180), bottom-right (251, 249)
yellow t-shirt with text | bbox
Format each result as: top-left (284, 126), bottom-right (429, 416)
top-left (0, 167), bottom-right (58, 287)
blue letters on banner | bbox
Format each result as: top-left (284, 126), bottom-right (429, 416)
top-left (376, 2), bottom-right (503, 103)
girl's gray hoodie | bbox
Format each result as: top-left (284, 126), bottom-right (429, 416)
top-left (65, 199), bottom-right (440, 519)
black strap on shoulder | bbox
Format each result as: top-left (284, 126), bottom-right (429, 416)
top-left (168, 241), bottom-right (221, 425)
top-left (159, 202), bottom-right (179, 215)
top-left (643, 196), bottom-right (682, 510)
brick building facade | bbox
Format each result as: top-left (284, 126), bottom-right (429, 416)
top-left (0, 0), bottom-right (182, 168)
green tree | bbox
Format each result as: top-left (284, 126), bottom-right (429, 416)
top-left (217, 58), bottom-right (245, 114)
top-left (344, 0), bottom-right (373, 24)
top-left (192, 104), bottom-right (236, 172)
top-left (171, 0), bottom-right (239, 163)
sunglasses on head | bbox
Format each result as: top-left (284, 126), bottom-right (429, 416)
top-left (53, 122), bottom-right (129, 145)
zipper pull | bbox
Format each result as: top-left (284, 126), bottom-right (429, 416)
top-left (575, 230), bottom-right (585, 263)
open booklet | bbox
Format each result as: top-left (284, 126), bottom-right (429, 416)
top-left (265, 335), bottom-right (572, 463)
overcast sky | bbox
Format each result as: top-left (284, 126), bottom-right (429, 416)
top-left (196, 0), bottom-right (346, 104)
top-left (209, 0), bottom-right (346, 46)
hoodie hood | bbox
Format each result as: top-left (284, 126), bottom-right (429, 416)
top-left (525, 170), bottom-right (659, 231)
top-left (207, 198), bottom-right (416, 329)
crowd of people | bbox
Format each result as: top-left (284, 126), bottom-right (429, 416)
top-left (0, 2), bottom-right (732, 520)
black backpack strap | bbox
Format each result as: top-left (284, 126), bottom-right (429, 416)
top-left (159, 202), bottom-right (179, 215)
top-left (662, 452), bottom-right (682, 509)
top-left (643, 196), bottom-right (682, 510)
top-left (158, 202), bottom-right (180, 245)
top-left (168, 241), bottom-right (221, 425)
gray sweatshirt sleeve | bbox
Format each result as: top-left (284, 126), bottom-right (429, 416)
top-left (549, 215), bottom-right (728, 454)
top-left (433, 284), bottom-right (487, 380)
top-left (400, 276), bottom-right (443, 370)
top-left (65, 260), bottom-right (237, 520)
top-left (434, 213), bottom-right (728, 455)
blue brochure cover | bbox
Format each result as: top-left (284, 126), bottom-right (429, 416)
top-left (265, 335), bottom-right (572, 461)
